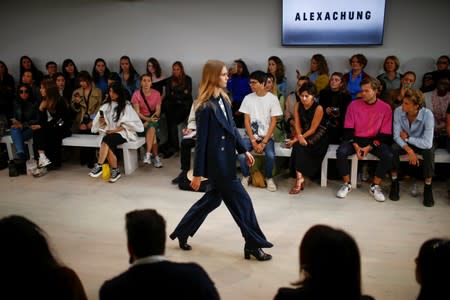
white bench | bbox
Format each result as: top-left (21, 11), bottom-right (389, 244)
top-left (0, 134), bottom-right (34, 160)
top-left (62, 134), bottom-right (146, 175)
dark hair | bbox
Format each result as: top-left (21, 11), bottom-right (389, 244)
top-left (171, 61), bottom-right (187, 86)
top-left (298, 82), bottom-right (318, 97)
top-left (107, 81), bottom-right (127, 122)
top-left (92, 58), bottom-right (111, 84)
top-left (268, 55), bottom-right (286, 84)
top-left (311, 54), bottom-right (329, 76)
top-left (328, 72), bottom-right (349, 94)
top-left (0, 60), bottom-right (9, 75)
top-left (20, 55), bottom-right (43, 84)
top-left (126, 209), bottom-right (166, 258)
top-left (349, 54), bottom-right (368, 69)
top-left (108, 72), bottom-right (121, 83)
top-left (234, 59), bottom-right (250, 77)
top-left (77, 70), bottom-right (92, 83)
top-left (295, 225), bottom-right (362, 300)
top-left (402, 71), bottom-right (417, 81)
top-left (119, 55), bottom-right (139, 88)
top-left (416, 238), bottom-right (450, 300)
top-left (249, 70), bottom-right (268, 84)
top-left (45, 61), bottom-right (57, 69)
top-left (146, 57), bottom-right (162, 78)
top-left (41, 78), bottom-right (60, 111)
top-left (62, 58), bottom-right (79, 78)
top-left (17, 82), bottom-right (32, 96)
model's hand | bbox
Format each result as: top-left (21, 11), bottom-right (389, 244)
top-left (190, 176), bottom-right (201, 191)
top-left (245, 152), bottom-right (255, 167)
top-left (406, 148), bottom-right (419, 166)
top-left (353, 143), bottom-right (363, 160)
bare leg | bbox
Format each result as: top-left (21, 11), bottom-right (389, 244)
top-left (107, 149), bottom-right (118, 168)
top-left (97, 142), bottom-right (109, 164)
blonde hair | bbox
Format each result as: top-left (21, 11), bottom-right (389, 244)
top-left (196, 60), bottom-right (230, 109)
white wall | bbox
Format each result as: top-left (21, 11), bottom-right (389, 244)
top-left (1, 0), bottom-right (449, 94)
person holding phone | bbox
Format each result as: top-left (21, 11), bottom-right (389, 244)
top-left (169, 60), bottom-right (273, 261)
top-left (385, 71), bottom-right (417, 110)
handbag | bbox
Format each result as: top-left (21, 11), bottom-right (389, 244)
top-left (251, 170), bottom-right (266, 188)
top-left (306, 124), bottom-right (327, 145)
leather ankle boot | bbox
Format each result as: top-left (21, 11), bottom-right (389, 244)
top-left (389, 179), bottom-right (399, 201)
top-left (423, 184), bottom-right (434, 207)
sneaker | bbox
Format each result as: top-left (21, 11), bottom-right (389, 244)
top-left (109, 168), bottom-right (121, 183)
top-left (266, 178), bottom-right (277, 192)
top-left (389, 179), bottom-right (400, 201)
top-left (38, 155), bottom-right (52, 168)
top-left (89, 163), bottom-right (103, 178)
top-left (153, 155), bottom-right (163, 168)
top-left (336, 183), bottom-right (352, 198)
top-left (143, 152), bottom-right (152, 165)
top-left (370, 184), bottom-right (385, 202)
top-left (241, 176), bottom-right (249, 188)
top-left (423, 184), bottom-right (434, 207)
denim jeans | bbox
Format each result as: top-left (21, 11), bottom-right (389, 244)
top-left (238, 138), bottom-right (275, 178)
top-left (10, 127), bottom-right (33, 156)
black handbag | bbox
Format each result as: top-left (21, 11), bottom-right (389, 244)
top-left (306, 124), bottom-right (327, 145)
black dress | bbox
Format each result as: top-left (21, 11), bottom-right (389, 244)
top-left (292, 101), bottom-right (329, 179)
top-left (318, 88), bottom-right (351, 144)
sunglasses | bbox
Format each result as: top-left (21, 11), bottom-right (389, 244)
top-left (19, 90), bottom-right (29, 94)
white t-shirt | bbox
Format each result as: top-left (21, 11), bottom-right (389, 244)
top-left (239, 92), bottom-right (283, 138)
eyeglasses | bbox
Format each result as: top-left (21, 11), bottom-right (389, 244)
top-left (19, 90), bottom-right (29, 94)
top-left (249, 80), bottom-right (259, 85)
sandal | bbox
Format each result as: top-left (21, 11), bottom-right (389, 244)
top-left (289, 175), bottom-right (304, 194)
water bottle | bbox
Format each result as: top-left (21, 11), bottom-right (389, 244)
top-left (102, 163), bottom-right (110, 181)
top-left (411, 183), bottom-right (418, 197)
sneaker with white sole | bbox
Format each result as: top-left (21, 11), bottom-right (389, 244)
top-left (153, 155), bottom-right (163, 168)
top-left (266, 178), bottom-right (277, 192)
top-left (109, 168), bottom-right (121, 183)
top-left (370, 184), bottom-right (385, 202)
top-left (241, 176), bottom-right (249, 188)
top-left (38, 155), bottom-right (52, 168)
top-left (89, 163), bottom-right (103, 177)
top-left (336, 183), bottom-right (352, 198)
top-left (143, 152), bottom-right (152, 165)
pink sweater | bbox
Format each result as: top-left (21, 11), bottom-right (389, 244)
top-left (344, 99), bottom-right (392, 138)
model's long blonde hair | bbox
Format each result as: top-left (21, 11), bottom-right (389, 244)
top-left (196, 60), bottom-right (230, 110)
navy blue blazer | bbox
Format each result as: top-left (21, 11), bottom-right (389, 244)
top-left (194, 96), bottom-right (247, 182)
top-left (99, 261), bottom-right (219, 300)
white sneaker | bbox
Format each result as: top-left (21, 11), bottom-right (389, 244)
top-left (370, 184), bottom-right (386, 202)
top-left (266, 178), bottom-right (277, 192)
top-left (241, 176), bottom-right (249, 188)
top-left (38, 155), bottom-right (52, 168)
top-left (336, 183), bottom-right (352, 198)
top-left (153, 155), bottom-right (163, 168)
top-left (143, 152), bottom-right (152, 165)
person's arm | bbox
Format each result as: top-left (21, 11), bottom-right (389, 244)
top-left (294, 102), bottom-right (307, 145)
top-left (408, 109), bottom-right (434, 149)
top-left (193, 104), bottom-right (209, 179)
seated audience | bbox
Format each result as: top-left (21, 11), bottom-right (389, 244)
top-left (274, 224), bottom-right (374, 300)
top-left (336, 77), bottom-right (393, 202)
top-left (161, 61), bottom-right (193, 158)
top-left (265, 72), bottom-right (285, 142)
top-left (92, 58), bottom-right (111, 96)
top-left (343, 54), bottom-right (371, 100)
top-left (421, 55), bottom-right (450, 92)
top-left (377, 55), bottom-right (402, 100)
top-left (389, 89), bottom-right (435, 207)
top-left (268, 55), bottom-right (287, 98)
top-left (238, 70), bottom-right (283, 192)
top-left (305, 54), bottom-right (329, 93)
top-left (10, 83), bottom-right (39, 160)
top-left (119, 55), bottom-right (140, 96)
top-left (20, 55), bottom-right (44, 86)
top-left (415, 238), bottom-right (450, 300)
top-left (99, 209), bottom-right (220, 300)
top-left (0, 60), bottom-right (15, 131)
top-left (108, 72), bottom-right (131, 100)
top-left (171, 100), bottom-right (197, 184)
top-left (20, 69), bottom-right (41, 101)
top-left (385, 71), bottom-right (416, 110)
top-left (227, 58), bottom-right (252, 128)
top-left (89, 82), bottom-right (144, 182)
top-left (424, 77), bottom-right (450, 148)
top-left (131, 74), bottom-right (163, 168)
top-left (420, 72), bottom-right (434, 93)
top-left (0, 215), bottom-right (88, 300)
top-left (71, 70), bottom-right (103, 167)
top-left (33, 78), bottom-right (71, 169)
top-left (145, 57), bottom-right (166, 96)
top-left (284, 76), bottom-right (310, 138)
top-left (62, 58), bottom-right (80, 101)
top-left (288, 83), bottom-right (329, 194)
top-left (45, 61), bottom-right (58, 79)
top-left (318, 72), bottom-right (352, 144)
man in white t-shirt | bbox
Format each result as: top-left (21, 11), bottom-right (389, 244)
top-left (238, 71), bottom-right (283, 191)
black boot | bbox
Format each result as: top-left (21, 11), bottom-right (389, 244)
top-left (172, 171), bottom-right (187, 184)
top-left (423, 183), bottom-right (434, 207)
top-left (389, 179), bottom-right (400, 201)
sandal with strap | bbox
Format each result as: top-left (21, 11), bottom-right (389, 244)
top-left (289, 176), bottom-right (304, 194)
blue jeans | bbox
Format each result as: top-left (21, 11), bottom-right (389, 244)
top-left (10, 127), bottom-right (33, 156)
top-left (238, 138), bottom-right (275, 179)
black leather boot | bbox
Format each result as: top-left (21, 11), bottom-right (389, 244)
top-left (244, 248), bottom-right (272, 261)
top-left (389, 179), bottom-right (400, 201)
top-left (423, 183), bottom-right (434, 207)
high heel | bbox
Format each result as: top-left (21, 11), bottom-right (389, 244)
top-left (169, 233), bottom-right (192, 251)
top-left (244, 248), bottom-right (272, 261)
top-left (289, 175), bottom-right (304, 194)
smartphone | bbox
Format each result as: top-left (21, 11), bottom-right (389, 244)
top-left (99, 110), bottom-right (104, 117)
